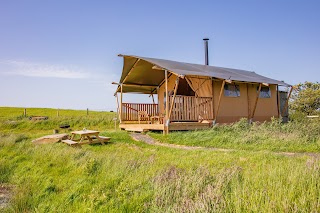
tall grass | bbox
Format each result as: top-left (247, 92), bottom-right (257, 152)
top-left (150, 118), bottom-right (320, 153)
top-left (1, 108), bottom-right (320, 212)
top-left (1, 132), bottom-right (319, 212)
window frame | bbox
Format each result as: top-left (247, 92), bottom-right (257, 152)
top-left (258, 86), bottom-right (271, 98)
top-left (224, 83), bottom-right (241, 97)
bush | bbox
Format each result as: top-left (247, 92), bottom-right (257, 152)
top-left (290, 81), bottom-right (320, 115)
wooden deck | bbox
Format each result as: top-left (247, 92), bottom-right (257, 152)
top-left (119, 122), bottom-right (211, 132)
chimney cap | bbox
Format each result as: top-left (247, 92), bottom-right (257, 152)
top-left (203, 38), bottom-right (209, 41)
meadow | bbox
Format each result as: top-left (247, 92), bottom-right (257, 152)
top-left (0, 107), bottom-right (319, 212)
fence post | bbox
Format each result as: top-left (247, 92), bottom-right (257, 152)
top-left (87, 108), bottom-right (89, 116)
top-left (57, 108), bottom-right (60, 117)
top-left (23, 108), bottom-right (27, 117)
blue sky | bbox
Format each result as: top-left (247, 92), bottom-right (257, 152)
top-left (0, 0), bottom-right (319, 111)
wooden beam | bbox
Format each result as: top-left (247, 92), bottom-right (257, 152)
top-left (164, 70), bottom-right (169, 134)
top-left (211, 78), bottom-right (215, 120)
top-left (116, 83), bottom-right (158, 94)
top-left (150, 72), bottom-right (173, 95)
top-left (152, 65), bottom-right (164, 70)
top-left (250, 83), bottom-right (262, 123)
top-left (281, 86), bottom-right (293, 117)
top-left (114, 85), bottom-right (120, 96)
top-left (277, 85), bottom-right (280, 118)
top-left (151, 94), bottom-right (155, 104)
top-left (115, 93), bottom-right (121, 121)
top-left (122, 59), bottom-right (140, 84)
top-left (121, 83), bottom-right (158, 88)
top-left (214, 80), bottom-right (226, 124)
top-left (168, 76), bottom-right (180, 120)
top-left (120, 84), bottom-right (123, 123)
top-left (247, 84), bottom-right (250, 119)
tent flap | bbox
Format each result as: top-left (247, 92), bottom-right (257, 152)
top-left (186, 77), bottom-right (212, 97)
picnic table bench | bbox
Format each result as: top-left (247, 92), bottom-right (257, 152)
top-left (62, 130), bottom-right (111, 146)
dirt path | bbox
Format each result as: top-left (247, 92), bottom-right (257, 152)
top-left (130, 133), bottom-right (320, 158)
top-left (131, 133), bottom-right (234, 152)
top-left (0, 185), bottom-right (12, 210)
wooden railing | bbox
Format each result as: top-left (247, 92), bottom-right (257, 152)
top-left (169, 95), bottom-right (214, 121)
top-left (121, 96), bottom-right (213, 122)
top-left (121, 103), bottom-right (158, 121)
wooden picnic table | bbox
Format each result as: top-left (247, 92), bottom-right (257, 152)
top-left (62, 130), bottom-right (110, 146)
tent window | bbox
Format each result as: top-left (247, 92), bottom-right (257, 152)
top-left (258, 86), bottom-right (271, 98)
top-left (224, 84), bottom-right (240, 97)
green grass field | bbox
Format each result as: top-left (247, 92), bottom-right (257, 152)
top-left (1, 107), bottom-right (319, 212)
top-left (150, 118), bottom-right (320, 153)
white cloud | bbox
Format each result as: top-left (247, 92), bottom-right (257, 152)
top-left (0, 60), bottom-right (90, 79)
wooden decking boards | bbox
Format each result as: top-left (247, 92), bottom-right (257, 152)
top-left (119, 122), bottom-right (211, 132)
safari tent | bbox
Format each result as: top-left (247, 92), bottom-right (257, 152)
top-left (114, 55), bottom-right (292, 133)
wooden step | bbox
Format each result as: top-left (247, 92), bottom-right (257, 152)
top-left (125, 127), bottom-right (149, 132)
top-left (62, 139), bottom-right (79, 146)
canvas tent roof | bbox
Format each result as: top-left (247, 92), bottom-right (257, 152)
top-left (116, 55), bottom-right (290, 94)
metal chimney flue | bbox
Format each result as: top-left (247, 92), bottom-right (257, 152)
top-left (203, 38), bottom-right (209, 65)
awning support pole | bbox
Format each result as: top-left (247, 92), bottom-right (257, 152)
top-left (120, 84), bottom-right (123, 123)
top-left (213, 80), bottom-right (226, 124)
top-left (250, 83), bottom-right (262, 123)
top-left (281, 86), bottom-right (293, 117)
top-left (211, 78), bottom-right (215, 121)
top-left (168, 76), bottom-right (180, 120)
top-left (277, 85), bottom-right (280, 118)
top-left (151, 94), bottom-right (155, 104)
top-left (164, 70), bottom-right (169, 134)
top-left (115, 93), bottom-right (121, 121)
top-left (150, 73), bottom-right (173, 94)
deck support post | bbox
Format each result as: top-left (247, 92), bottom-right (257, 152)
top-left (120, 84), bottom-right (123, 123)
top-left (164, 70), bottom-right (169, 134)
top-left (281, 86), bottom-right (293, 118)
top-left (213, 80), bottom-right (226, 124)
top-left (250, 83), bottom-right (262, 123)
top-left (168, 76), bottom-right (180, 120)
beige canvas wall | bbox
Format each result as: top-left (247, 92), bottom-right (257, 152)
top-left (214, 80), bottom-right (278, 123)
top-left (158, 74), bottom-right (279, 123)
top-left (213, 81), bottom-right (249, 123)
top-left (247, 84), bottom-right (278, 122)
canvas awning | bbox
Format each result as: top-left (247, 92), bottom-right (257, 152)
top-left (115, 55), bottom-right (290, 93)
